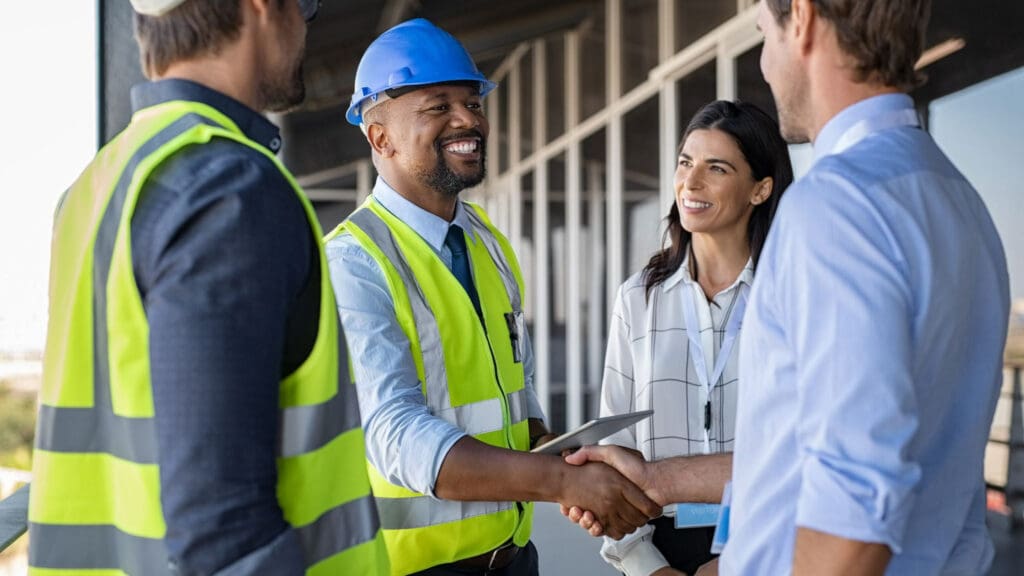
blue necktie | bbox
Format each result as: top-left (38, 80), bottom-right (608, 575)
top-left (444, 225), bottom-right (483, 320)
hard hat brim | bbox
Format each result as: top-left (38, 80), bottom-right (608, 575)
top-left (346, 77), bottom-right (497, 126)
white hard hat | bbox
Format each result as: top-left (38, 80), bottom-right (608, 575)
top-left (131, 0), bottom-right (320, 21)
top-left (130, 0), bottom-right (188, 16)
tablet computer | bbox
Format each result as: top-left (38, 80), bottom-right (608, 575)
top-left (530, 410), bottom-right (654, 455)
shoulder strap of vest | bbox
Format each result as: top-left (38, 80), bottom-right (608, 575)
top-left (461, 202), bottom-right (524, 312)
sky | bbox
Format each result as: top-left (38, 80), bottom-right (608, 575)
top-left (930, 66), bottom-right (1024, 303)
top-left (0, 4), bottom-right (1021, 353)
top-left (0, 3), bottom-right (97, 352)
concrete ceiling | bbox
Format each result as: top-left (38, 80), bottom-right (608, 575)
top-left (100, 0), bottom-right (1024, 178)
top-left (279, 0), bottom-right (599, 178)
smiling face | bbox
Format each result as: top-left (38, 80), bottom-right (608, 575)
top-left (374, 83), bottom-right (489, 198)
top-left (675, 128), bottom-right (770, 240)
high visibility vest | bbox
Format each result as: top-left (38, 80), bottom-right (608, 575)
top-left (326, 198), bottom-right (534, 576)
top-left (28, 99), bottom-right (389, 576)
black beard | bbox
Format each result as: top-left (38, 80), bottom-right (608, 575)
top-left (423, 131), bottom-right (487, 197)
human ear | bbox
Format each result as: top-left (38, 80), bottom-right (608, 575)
top-left (789, 0), bottom-right (816, 55)
top-left (366, 124), bottom-right (394, 158)
top-left (751, 177), bottom-right (773, 206)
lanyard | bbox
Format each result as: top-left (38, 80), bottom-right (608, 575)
top-left (681, 280), bottom-right (749, 453)
top-left (830, 107), bottom-right (920, 155)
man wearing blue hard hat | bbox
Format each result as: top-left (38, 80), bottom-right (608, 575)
top-left (325, 18), bottom-right (660, 576)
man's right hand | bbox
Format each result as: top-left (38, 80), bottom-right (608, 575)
top-left (561, 445), bottom-right (666, 537)
top-left (566, 445), bottom-right (665, 504)
top-left (558, 459), bottom-right (661, 540)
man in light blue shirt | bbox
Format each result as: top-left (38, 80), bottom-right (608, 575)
top-left (565, 1), bottom-right (1009, 574)
top-left (326, 18), bottom-right (659, 575)
top-left (723, 0), bottom-right (1009, 574)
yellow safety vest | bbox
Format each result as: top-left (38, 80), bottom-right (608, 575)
top-left (326, 198), bottom-right (534, 575)
top-left (29, 99), bottom-right (388, 575)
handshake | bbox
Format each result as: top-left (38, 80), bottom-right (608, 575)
top-left (555, 445), bottom-right (668, 540)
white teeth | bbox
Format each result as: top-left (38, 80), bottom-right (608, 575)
top-left (444, 140), bottom-right (478, 154)
top-left (683, 199), bottom-right (712, 209)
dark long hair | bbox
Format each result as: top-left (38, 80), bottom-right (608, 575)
top-left (643, 100), bottom-right (793, 300)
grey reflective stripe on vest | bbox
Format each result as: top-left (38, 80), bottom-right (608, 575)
top-left (347, 208), bottom-right (451, 410)
top-left (278, 381), bottom-right (361, 457)
top-left (36, 113), bottom-right (219, 463)
top-left (29, 523), bottom-right (171, 575)
top-left (35, 404), bottom-right (157, 463)
top-left (463, 206), bottom-right (521, 312)
top-left (296, 494), bottom-right (380, 566)
top-left (434, 389), bottom-right (531, 436)
top-left (506, 389), bottom-right (529, 427)
top-left (374, 496), bottom-right (515, 530)
top-left (278, 329), bottom-right (363, 458)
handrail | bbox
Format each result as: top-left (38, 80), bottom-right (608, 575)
top-left (0, 483), bottom-right (29, 552)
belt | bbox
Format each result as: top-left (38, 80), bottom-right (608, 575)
top-left (449, 541), bottom-right (521, 571)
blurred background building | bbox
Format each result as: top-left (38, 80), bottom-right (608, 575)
top-left (105, 0), bottom-right (1024, 432)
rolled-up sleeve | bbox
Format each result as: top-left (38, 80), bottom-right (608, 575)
top-left (325, 234), bottom-right (466, 497)
top-left (781, 173), bottom-right (922, 552)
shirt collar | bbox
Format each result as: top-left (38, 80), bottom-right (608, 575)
top-left (813, 93), bottom-right (916, 162)
top-left (662, 245), bottom-right (754, 294)
top-left (372, 177), bottom-right (477, 252)
top-left (130, 79), bottom-right (283, 154)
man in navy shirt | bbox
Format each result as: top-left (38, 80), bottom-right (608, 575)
top-left (30, 1), bottom-right (386, 574)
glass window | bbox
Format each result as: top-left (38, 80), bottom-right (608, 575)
top-left (675, 0), bottom-right (736, 53)
top-left (580, 13), bottom-right (607, 121)
top-left (546, 152), bottom-right (568, 432)
top-left (582, 128), bottom-right (608, 420)
top-left (622, 0), bottom-right (659, 94)
top-left (623, 96), bottom-right (662, 277)
top-left (675, 59), bottom-right (717, 136)
top-left (496, 79), bottom-right (510, 175)
top-left (736, 45), bottom-right (776, 123)
top-left (519, 51), bottom-right (534, 160)
top-left (546, 35), bottom-right (567, 143)
top-left (520, 171), bottom-right (536, 322)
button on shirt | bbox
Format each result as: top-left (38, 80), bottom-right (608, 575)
top-left (325, 178), bottom-right (544, 497)
top-left (722, 94), bottom-right (1010, 575)
top-left (600, 253), bottom-right (752, 575)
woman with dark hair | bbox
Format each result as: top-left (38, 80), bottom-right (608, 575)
top-left (598, 100), bottom-right (792, 576)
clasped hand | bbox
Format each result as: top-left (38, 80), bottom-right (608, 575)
top-left (559, 445), bottom-right (663, 538)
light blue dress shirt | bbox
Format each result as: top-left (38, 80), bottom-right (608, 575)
top-left (325, 178), bottom-right (543, 497)
top-left (722, 94), bottom-right (1010, 575)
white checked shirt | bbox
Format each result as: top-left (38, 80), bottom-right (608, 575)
top-left (598, 251), bottom-right (753, 575)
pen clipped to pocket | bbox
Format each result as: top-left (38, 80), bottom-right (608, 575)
top-left (504, 310), bottom-right (525, 363)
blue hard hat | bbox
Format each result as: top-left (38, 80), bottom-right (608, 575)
top-left (346, 18), bottom-right (497, 125)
